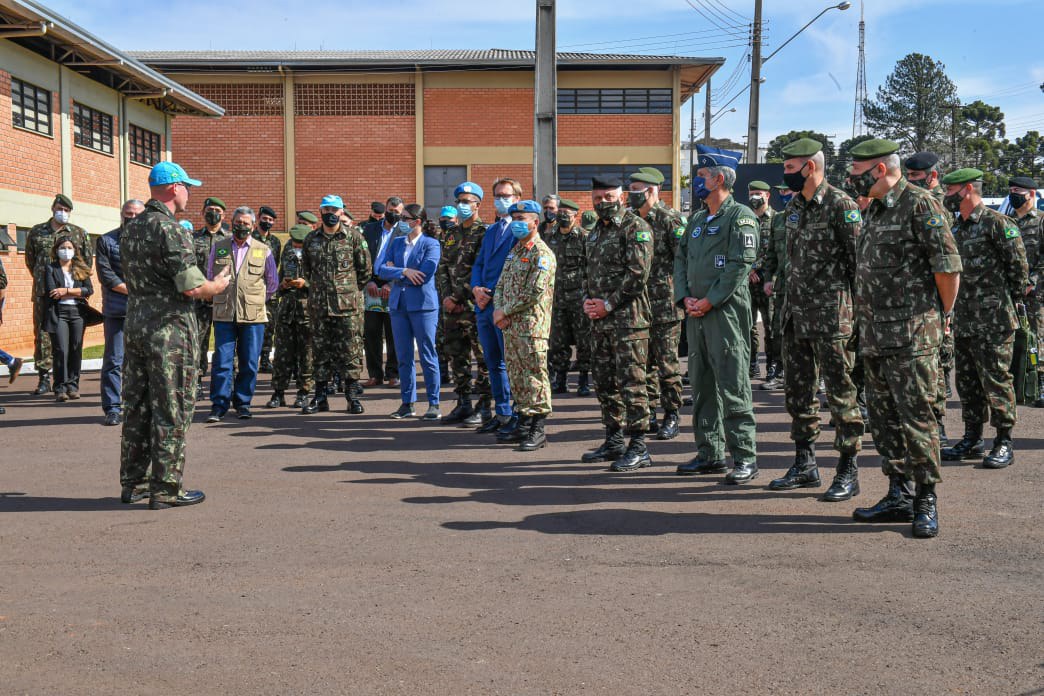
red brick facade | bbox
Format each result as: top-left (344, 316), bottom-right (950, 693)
top-left (0, 71), bottom-right (61, 196)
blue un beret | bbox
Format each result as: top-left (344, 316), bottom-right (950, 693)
top-left (454, 181), bottom-right (484, 200)
top-left (508, 200), bottom-right (541, 215)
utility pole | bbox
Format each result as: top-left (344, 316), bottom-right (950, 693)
top-left (533, 0), bottom-right (557, 199)
top-left (704, 77), bottom-right (712, 145)
top-left (745, 0), bottom-right (763, 164)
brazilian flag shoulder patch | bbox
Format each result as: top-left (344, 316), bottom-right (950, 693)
top-left (216, 247), bottom-right (229, 257)
top-left (844, 209), bottom-right (862, 224)
top-left (1004, 225), bottom-right (1020, 239)
top-left (636, 229), bottom-right (651, 242)
top-left (361, 239), bottom-right (369, 249)
top-left (926, 215), bottom-right (943, 228)
top-left (673, 226), bottom-right (685, 238)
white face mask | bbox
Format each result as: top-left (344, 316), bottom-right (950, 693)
top-left (54, 210), bottom-right (70, 225)
top-left (57, 248), bottom-right (75, 261)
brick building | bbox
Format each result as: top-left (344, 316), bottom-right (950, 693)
top-left (134, 50), bottom-right (721, 224)
top-left (0, 0), bottom-right (221, 355)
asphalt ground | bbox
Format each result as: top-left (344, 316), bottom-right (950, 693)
top-left (0, 367), bottom-right (1041, 695)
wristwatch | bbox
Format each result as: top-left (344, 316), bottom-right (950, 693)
top-left (603, 300), bottom-right (613, 313)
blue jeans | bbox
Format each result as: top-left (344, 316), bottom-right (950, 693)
top-left (476, 307), bottom-right (513, 416)
top-left (101, 316), bottom-right (125, 414)
top-left (390, 309), bottom-right (440, 406)
top-left (0, 348), bottom-right (14, 366)
top-left (210, 321), bottom-right (265, 411)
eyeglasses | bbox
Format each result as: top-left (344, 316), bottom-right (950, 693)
top-left (455, 198), bottom-right (478, 205)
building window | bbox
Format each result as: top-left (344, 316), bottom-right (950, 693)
top-left (557, 88), bottom-right (673, 115)
top-left (558, 165), bottom-right (673, 191)
top-left (129, 124), bottom-right (162, 166)
top-left (11, 77), bottom-right (52, 135)
top-left (73, 102), bottom-right (114, 154)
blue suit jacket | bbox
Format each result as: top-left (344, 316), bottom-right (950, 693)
top-left (469, 218), bottom-right (514, 315)
top-left (377, 234), bottom-right (441, 312)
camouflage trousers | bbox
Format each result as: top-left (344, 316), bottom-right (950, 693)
top-left (590, 324), bottom-right (649, 435)
top-left (954, 332), bottom-right (1016, 430)
top-left (194, 302), bottom-right (214, 375)
top-left (440, 309), bottom-right (491, 399)
top-left (646, 319), bottom-right (683, 413)
top-left (864, 351), bottom-right (941, 485)
top-left (768, 287), bottom-right (785, 367)
top-left (548, 292), bottom-right (591, 373)
top-left (749, 281), bottom-right (773, 365)
top-left (504, 332), bottom-right (551, 417)
top-left (933, 331), bottom-right (954, 423)
top-left (311, 312), bottom-right (363, 386)
top-left (119, 318), bottom-right (199, 499)
top-left (1028, 295), bottom-right (1043, 374)
top-left (782, 326), bottom-right (864, 453)
top-left (272, 316), bottom-right (314, 395)
top-left (260, 298), bottom-right (278, 362)
top-left (31, 294), bottom-right (52, 372)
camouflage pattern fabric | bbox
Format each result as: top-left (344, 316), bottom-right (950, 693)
top-left (118, 199), bottom-right (207, 500)
top-left (591, 327), bottom-right (649, 433)
top-left (437, 219), bottom-right (490, 397)
top-left (254, 231), bottom-right (282, 362)
top-left (762, 210), bottom-right (789, 368)
top-left (546, 221), bottom-right (591, 373)
top-left (749, 207), bottom-right (774, 364)
top-left (192, 226), bottom-right (229, 375)
top-left (1014, 208), bottom-right (1043, 372)
top-left (646, 320), bottom-right (683, 412)
top-left (642, 202), bottom-right (685, 412)
top-left (272, 244), bottom-right (313, 394)
top-left (954, 333), bottom-right (1017, 429)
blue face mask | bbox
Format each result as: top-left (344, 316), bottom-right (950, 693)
top-left (692, 176), bottom-right (711, 200)
top-left (397, 220), bottom-right (411, 234)
top-left (494, 197), bottom-right (514, 216)
top-left (509, 220), bottom-right (531, 239)
top-left (457, 203), bottom-right (473, 219)
top-left (779, 193), bottom-right (794, 206)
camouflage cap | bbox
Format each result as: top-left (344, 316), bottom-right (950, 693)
top-left (559, 198), bottom-right (580, 211)
top-left (848, 138), bottom-right (900, 161)
top-left (780, 137), bottom-right (823, 158)
top-left (747, 180), bottom-right (771, 191)
top-left (203, 197), bottom-right (226, 210)
top-left (940, 168), bottom-right (984, 185)
top-left (289, 224), bottom-right (312, 241)
top-left (52, 193), bottom-right (73, 210)
top-left (580, 210), bottom-right (597, 230)
top-left (296, 211), bottom-right (318, 223)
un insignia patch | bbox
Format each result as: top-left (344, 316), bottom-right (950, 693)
top-left (1004, 226), bottom-right (1020, 239)
top-left (926, 215), bottom-right (943, 228)
top-left (714, 255), bottom-right (726, 268)
top-left (537, 256), bottom-right (550, 271)
top-left (844, 209), bottom-right (862, 224)
top-left (692, 226), bottom-right (703, 238)
top-left (636, 229), bottom-right (651, 242)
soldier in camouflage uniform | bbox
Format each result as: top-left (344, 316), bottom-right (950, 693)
top-left (628, 169), bottom-right (685, 440)
top-left (300, 195), bottom-right (371, 415)
top-left (24, 194), bottom-right (92, 395)
top-left (253, 205), bottom-right (282, 372)
top-left (768, 138), bottom-right (864, 502)
top-left (546, 198), bottom-right (592, 396)
top-left (1007, 176), bottom-right (1044, 407)
top-left (673, 161), bottom-right (760, 485)
top-left (761, 184), bottom-right (793, 390)
top-left (266, 224), bottom-right (313, 409)
top-left (939, 168), bottom-right (1030, 470)
top-left (847, 139), bottom-right (962, 538)
top-left (581, 176), bottom-right (654, 472)
top-left (119, 162), bottom-right (230, 509)
top-left (494, 200), bottom-right (556, 451)
top-left (192, 197), bottom-right (229, 395)
top-left (745, 181), bottom-right (775, 382)
top-left (437, 182), bottom-right (492, 426)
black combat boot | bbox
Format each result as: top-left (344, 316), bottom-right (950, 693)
top-left (441, 396), bottom-right (473, 425)
top-left (1034, 373), bottom-right (1044, 408)
top-left (725, 460), bottom-right (759, 484)
top-left (259, 355), bottom-right (274, 373)
top-left (941, 423), bottom-right (984, 461)
top-left (938, 420), bottom-right (948, 447)
top-left (769, 440), bottom-right (820, 490)
top-left (33, 370), bottom-right (51, 395)
top-left (676, 455), bottom-right (728, 475)
top-left (552, 371), bottom-right (568, 394)
top-left (646, 409), bottom-right (659, 435)
top-left (517, 415), bottom-right (547, 452)
top-left (576, 371), bottom-right (592, 397)
top-left (657, 411), bottom-right (680, 440)
top-left (944, 368), bottom-right (952, 398)
top-left (852, 475), bottom-right (914, 522)
top-left (464, 397), bottom-right (492, 428)
top-left (610, 434), bottom-right (652, 472)
top-left (749, 358), bottom-right (760, 379)
top-left (496, 414), bottom-right (525, 443)
top-left (911, 482), bottom-right (938, 538)
top-left (581, 428), bottom-right (626, 463)
top-left (292, 391), bottom-right (308, 409)
top-left (265, 391), bottom-right (286, 408)
top-left (302, 386), bottom-right (330, 414)
top-left (196, 376), bottom-right (205, 401)
top-left (823, 452), bottom-right (859, 501)
top-left (982, 428), bottom-right (1014, 469)
top-left (346, 385), bottom-right (365, 414)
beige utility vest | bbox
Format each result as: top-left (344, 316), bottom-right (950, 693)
top-left (211, 236), bottom-right (270, 323)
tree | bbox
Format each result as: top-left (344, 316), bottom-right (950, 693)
top-left (828, 134), bottom-right (876, 183)
top-left (956, 100), bottom-right (1007, 192)
top-left (863, 53), bottom-right (958, 153)
top-left (1004, 130), bottom-right (1044, 182)
top-left (764, 130), bottom-right (837, 165)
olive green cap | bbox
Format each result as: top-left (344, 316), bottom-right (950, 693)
top-left (629, 171), bottom-right (662, 185)
top-left (940, 168), bottom-right (984, 185)
top-left (296, 210), bottom-right (318, 224)
top-left (848, 138), bottom-right (900, 161)
top-left (559, 198), bottom-right (580, 211)
top-left (774, 183), bottom-right (791, 191)
top-left (580, 210), bottom-right (597, 230)
top-left (747, 180), bottom-right (771, 191)
top-left (780, 137), bottom-right (823, 158)
top-left (289, 224), bottom-right (312, 242)
top-left (202, 196), bottom-right (226, 210)
top-left (52, 193), bottom-right (73, 210)
top-left (638, 166), bottom-right (666, 184)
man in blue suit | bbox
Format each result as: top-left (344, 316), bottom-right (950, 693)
top-left (470, 177), bottom-right (522, 438)
top-left (378, 203), bottom-right (442, 420)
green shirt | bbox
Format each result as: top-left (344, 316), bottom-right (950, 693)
top-left (673, 195), bottom-right (758, 310)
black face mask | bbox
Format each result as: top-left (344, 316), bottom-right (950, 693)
top-left (627, 191), bottom-right (648, 210)
top-left (782, 162), bottom-right (809, 193)
top-left (232, 224), bottom-right (252, 240)
top-left (555, 212), bottom-right (574, 227)
top-left (384, 211), bottom-right (401, 225)
top-left (594, 201), bottom-right (621, 221)
top-left (258, 220), bottom-right (273, 233)
top-left (439, 220), bottom-right (452, 231)
top-left (943, 192), bottom-right (964, 214)
top-left (322, 212), bottom-right (342, 228)
top-left (204, 210), bottom-right (222, 226)
top-left (749, 196), bottom-right (765, 210)
top-left (908, 177), bottom-right (931, 190)
top-left (1009, 192), bottom-right (1029, 210)
top-left (543, 210), bottom-right (556, 222)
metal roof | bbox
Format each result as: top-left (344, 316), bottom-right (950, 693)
top-left (0, 0), bottom-right (223, 117)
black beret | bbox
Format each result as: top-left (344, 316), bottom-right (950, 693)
top-left (53, 193), bottom-right (73, 210)
top-left (1009, 176), bottom-right (1038, 190)
top-left (591, 176), bottom-right (622, 190)
top-left (904, 152), bottom-right (940, 172)
top-left (258, 205), bottom-right (277, 219)
top-left (371, 201), bottom-right (386, 215)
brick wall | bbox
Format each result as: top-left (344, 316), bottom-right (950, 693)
top-left (69, 100), bottom-right (121, 208)
top-left (471, 165), bottom-right (533, 201)
top-left (127, 161), bottom-right (152, 203)
top-left (0, 71), bottom-right (61, 197)
top-left (424, 88), bottom-right (533, 147)
top-left (558, 114), bottom-right (672, 147)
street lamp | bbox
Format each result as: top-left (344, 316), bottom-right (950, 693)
top-left (745, 1), bottom-right (851, 164)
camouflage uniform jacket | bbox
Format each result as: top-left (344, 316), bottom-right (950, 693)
top-left (583, 208), bottom-right (654, 331)
top-left (300, 224), bottom-right (371, 318)
top-left (856, 178), bottom-right (962, 358)
top-left (751, 207), bottom-right (774, 280)
top-left (643, 201), bottom-right (686, 323)
top-left (783, 180), bottom-right (861, 339)
top-left (951, 203), bottom-right (1029, 338)
top-left (253, 231), bottom-right (282, 270)
top-left (122, 200), bottom-right (207, 338)
top-left (544, 222), bottom-right (587, 297)
top-left (436, 219), bottom-right (487, 306)
top-left (673, 195), bottom-right (758, 309)
top-left (193, 226), bottom-right (229, 275)
top-left (494, 235), bottom-right (556, 339)
top-left (276, 243), bottom-right (309, 324)
top-left (762, 209), bottom-right (788, 294)
top-left (25, 220), bottom-right (93, 286)
top-left (1013, 207), bottom-right (1043, 292)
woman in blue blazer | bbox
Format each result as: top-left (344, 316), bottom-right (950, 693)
top-left (377, 204), bottom-right (442, 419)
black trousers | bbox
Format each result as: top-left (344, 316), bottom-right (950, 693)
top-left (364, 310), bottom-right (398, 381)
top-left (50, 303), bottom-right (85, 393)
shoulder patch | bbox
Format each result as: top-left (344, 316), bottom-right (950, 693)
top-left (445, 238), bottom-right (456, 247)
top-left (1004, 225), bottom-right (1020, 239)
top-left (926, 215), bottom-right (944, 228)
top-left (636, 229), bottom-right (651, 242)
top-left (216, 247), bottom-right (229, 257)
top-left (737, 216), bottom-right (758, 228)
top-left (536, 256), bottom-right (550, 271)
top-left (361, 240), bottom-right (369, 249)
top-left (844, 209), bottom-right (862, 224)
top-left (673, 226), bottom-right (685, 238)
top-left (743, 232), bottom-right (756, 249)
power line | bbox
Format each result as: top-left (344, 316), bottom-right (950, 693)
top-left (580, 38), bottom-right (752, 55)
top-left (707, 0), bottom-right (751, 22)
top-left (691, 0), bottom-right (747, 28)
top-left (561, 26), bottom-right (750, 48)
top-left (684, 0), bottom-right (749, 31)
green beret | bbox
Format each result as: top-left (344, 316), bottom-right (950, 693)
top-left (289, 224), bottom-right (312, 242)
top-left (203, 197), bottom-right (226, 211)
top-left (296, 211), bottom-right (318, 224)
top-left (940, 168), bottom-right (984, 186)
top-left (580, 210), bottom-right (597, 230)
top-left (634, 167), bottom-right (665, 185)
top-left (629, 171), bottom-right (662, 185)
top-left (774, 183), bottom-right (791, 191)
top-left (52, 193), bottom-right (73, 210)
top-left (344, 209), bottom-right (354, 220)
top-left (748, 180), bottom-right (771, 192)
top-left (780, 137), bottom-right (823, 158)
top-left (559, 198), bottom-right (580, 211)
top-left (848, 139), bottom-right (900, 161)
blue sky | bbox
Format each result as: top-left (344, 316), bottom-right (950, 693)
top-left (49, 0), bottom-right (1044, 151)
